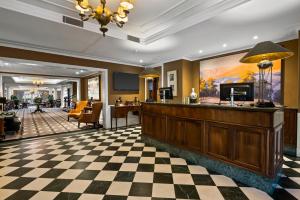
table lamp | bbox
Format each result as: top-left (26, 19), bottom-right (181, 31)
top-left (240, 41), bottom-right (293, 107)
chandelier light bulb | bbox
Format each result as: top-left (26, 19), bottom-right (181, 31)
top-left (75, 0), bottom-right (89, 12)
top-left (116, 15), bottom-right (128, 23)
top-left (120, 0), bottom-right (134, 10)
top-left (117, 7), bottom-right (126, 18)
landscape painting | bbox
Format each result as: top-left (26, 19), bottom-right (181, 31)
top-left (199, 52), bottom-right (281, 104)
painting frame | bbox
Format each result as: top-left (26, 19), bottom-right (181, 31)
top-left (199, 52), bottom-right (282, 104)
top-left (167, 70), bottom-right (177, 96)
top-left (88, 76), bottom-right (100, 100)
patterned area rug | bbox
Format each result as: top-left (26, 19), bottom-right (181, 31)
top-left (0, 126), bottom-right (299, 199)
top-left (5, 108), bottom-right (81, 141)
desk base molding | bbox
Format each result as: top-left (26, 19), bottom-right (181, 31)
top-left (142, 135), bottom-right (280, 194)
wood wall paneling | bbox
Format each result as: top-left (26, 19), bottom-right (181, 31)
top-left (142, 103), bottom-right (284, 178)
top-left (205, 122), bottom-right (232, 161)
top-left (184, 120), bottom-right (204, 153)
top-left (284, 108), bottom-right (298, 148)
top-left (233, 127), bottom-right (265, 172)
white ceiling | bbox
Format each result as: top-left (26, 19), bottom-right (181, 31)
top-left (11, 77), bottom-right (64, 84)
top-left (0, 0), bottom-right (299, 67)
top-left (0, 58), bottom-right (101, 77)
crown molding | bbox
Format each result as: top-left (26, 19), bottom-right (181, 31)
top-left (0, 0), bottom-right (127, 41)
top-left (141, 0), bottom-right (251, 44)
top-left (1, 0), bottom-right (251, 45)
top-left (0, 39), bottom-right (144, 68)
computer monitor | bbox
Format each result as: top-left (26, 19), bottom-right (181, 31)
top-left (220, 83), bottom-right (254, 101)
top-left (159, 87), bottom-right (173, 100)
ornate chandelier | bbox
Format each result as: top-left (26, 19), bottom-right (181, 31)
top-left (33, 80), bottom-right (44, 87)
top-left (75, 0), bottom-right (134, 36)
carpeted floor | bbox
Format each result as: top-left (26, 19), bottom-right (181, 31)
top-left (5, 108), bottom-right (81, 141)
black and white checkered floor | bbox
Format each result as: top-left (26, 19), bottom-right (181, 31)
top-left (0, 126), bottom-right (299, 200)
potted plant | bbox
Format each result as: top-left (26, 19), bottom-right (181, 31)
top-left (10, 95), bottom-right (20, 109)
top-left (48, 95), bottom-right (54, 108)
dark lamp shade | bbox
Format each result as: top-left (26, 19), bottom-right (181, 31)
top-left (240, 41), bottom-right (294, 63)
top-left (139, 68), bottom-right (160, 79)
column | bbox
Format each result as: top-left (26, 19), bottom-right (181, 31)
top-left (0, 75), bottom-right (3, 97)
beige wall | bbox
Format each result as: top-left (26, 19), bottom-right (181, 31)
top-left (161, 39), bottom-right (299, 108)
top-left (108, 67), bottom-right (145, 105)
top-left (163, 60), bottom-right (197, 103)
top-left (0, 46), bottom-right (145, 105)
top-left (280, 39), bottom-right (299, 108)
top-left (163, 60), bottom-right (184, 103)
top-left (182, 60), bottom-right (193, 99)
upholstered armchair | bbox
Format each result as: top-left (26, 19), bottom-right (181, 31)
top-left (78, 102), bottom-right (103, 128)
top-left (67, 101), bottom-right (88, 121)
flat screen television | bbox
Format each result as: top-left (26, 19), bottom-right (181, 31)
top-left (220, 83), bottom-right (254, 101)
top-left (113, 72), bottom-right (139, 91)
top-left (159, 87), bottom-right (173, 100)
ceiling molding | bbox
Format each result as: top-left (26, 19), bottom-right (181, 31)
top-left (2, 0), bottom-right (251, 45)
top-left (0, 39), bottom-right (144, 68)
top-left (1, 0), bottom-right (127, 41)
top-left (141, 0), bottom-right (251, 44)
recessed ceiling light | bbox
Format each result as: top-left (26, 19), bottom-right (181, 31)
top-left (139, 59), bottom-right (144, 63)
top-left (222, 43), bottom-right (227, 48)
top-left (199, 50), bottom-right (203, 54)
top-left (4, 62), bottom-right (9, 66)
top-left (75, 71), bottom-right (80, 75)
top-left (80, 69), bottom-right (85, 73)
top-left (253, 35), bottom-right (259, 40)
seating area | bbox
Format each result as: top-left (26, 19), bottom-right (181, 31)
top-left (0, 100), bottom-right (104, 141)
top-left (67, 101), bottom-right (88, 121)
top-left (1, 0), bottom-right (300, 199)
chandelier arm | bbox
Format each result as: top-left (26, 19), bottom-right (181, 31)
top-left (75, 0), bottom-right (133, 35)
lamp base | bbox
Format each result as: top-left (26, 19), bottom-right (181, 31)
top-left (256, 101), bottom-right (275, 108)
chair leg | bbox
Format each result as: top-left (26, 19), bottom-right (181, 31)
top-left (78, 122), bottom-right (80, 128)
top-left (115, 118), bottom-right (118, 131)
top-left (93, 122), bottom-right (96, 128)
top-left (68, 116), bottom-right (69, 121)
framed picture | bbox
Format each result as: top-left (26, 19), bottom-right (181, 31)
top-left (199, 52), bottom-right (281, 104)
top-left (88, 76), bottom-right (100, 100)
top-left (167, 70), bottom-right (177, 96)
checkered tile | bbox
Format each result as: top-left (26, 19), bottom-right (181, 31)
top-left (0, 126), bottom-right (299, 199)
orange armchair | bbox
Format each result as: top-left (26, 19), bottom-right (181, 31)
top-left (67, 101), bottom-right (88, 121)
top-left (78, 102), bottom-right (103, 128)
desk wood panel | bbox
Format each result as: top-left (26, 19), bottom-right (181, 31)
top-left (141, 103), bottom-right (284, 178)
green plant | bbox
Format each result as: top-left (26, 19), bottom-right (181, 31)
top-left (48, 95), bottom-right (54, 108)
top-left (11, 95), bottom-right (20, 109)
top-left (34, 97), bottom-right (42, 105)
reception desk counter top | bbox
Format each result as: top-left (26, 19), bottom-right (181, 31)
top-left (144, 102), bottom-right (283, 112)
top-left (141, 102), bottom-right (284, 194)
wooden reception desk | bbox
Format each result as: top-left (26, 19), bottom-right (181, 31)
top-left (141, 102), bottom-right (284, 188)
